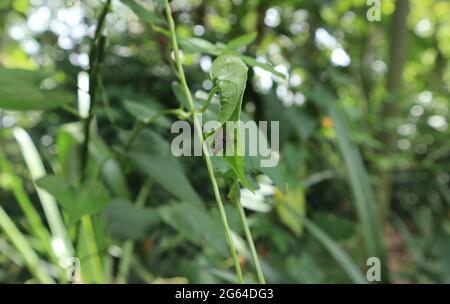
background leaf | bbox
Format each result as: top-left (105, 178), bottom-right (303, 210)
top-left (0, 68), bottom-right (73, 111)
top-left (127, 129), bottom-right (202, 205)
top-left (36, 175), bottom-right (111, 225)
top-left (120, 0), bottom-right (165, 25)
top-left (227, 32), bottom-right (258, 49)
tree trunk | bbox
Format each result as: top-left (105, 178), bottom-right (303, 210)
top-left (378, 0), bottom-right (410, 222)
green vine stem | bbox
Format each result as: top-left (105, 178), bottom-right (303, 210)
top-left (163, 0), bottom-right (244, 283)
top-left (76, 0), bottom-right (112, 284)
top-left (80, 0), bottom-right (111, 180)
top-left (199, 86), bottom-right (219, 113)
top-left (230, 181), bottom-right (266, 283)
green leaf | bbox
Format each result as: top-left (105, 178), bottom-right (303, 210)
top-left (159, 202), bottom-right (241, 254)
top-left (159, 202), bottom-right (205, 244)
top-left (0, 0), bottom-right (11, 10)
top-left (211, 53), bottom-right (248, 123)
top-left (275, 186), bottom-right (306, 236)
top-left (120, 0), bottom-right (165, 25)
top-left (171, 82), bottom-right (190, 109)
top-left (210, 53), bottom-right (256, 190)
top-left (127, 129), bottom-right (202, 205)
top-left (224, 154), bottom-right (253, 190)
top-left (312, 212), bottom-right (355, 240)
top-left (286, 254), bottom-right (324, 283)
top-left (36, 175), bottom-right (110, 225)
top-left (227, 32), bottom-right (258, 49)
top-left (104, 199), bottom-right (160, 240)
top-left (241, 55), bottom-right (286, 79)
top-left (241, 112), bottom-right (286, 193)
top-left (179, 37), bottom-right (221, 55)
top-left (0, 68), bottom-right (73, 111)
top-left (124, 100), bottom-right (171, 127)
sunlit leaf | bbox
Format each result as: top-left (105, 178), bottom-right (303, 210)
top-left (241, 55), bottom-right (286, 79)
top-left (275, 186), bottom-right (305, 236)
top-left (179, 37), bottom-right (221, 55)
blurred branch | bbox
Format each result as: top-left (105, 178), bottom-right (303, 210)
top-left (80, 0), bottom-right (111, 181)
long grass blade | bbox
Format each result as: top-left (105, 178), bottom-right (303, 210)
top-left (303, 218), bottom-right (367, 283)
top-left (0, 206), bottom-right (54, 283)
top-left (0, 154), bottom-right (63, 267)
top-left (320, 96), bottom-right (389, 282)
top-left (12, 127), bottom-right (74, 262)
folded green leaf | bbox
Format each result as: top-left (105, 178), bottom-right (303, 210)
top-left (211, 53), bottom-right (248, 123)
top-left (0, 68), bottom-right (73, 111)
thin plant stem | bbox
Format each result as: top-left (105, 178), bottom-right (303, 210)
top-left (76, 0), bottom-right (112, 284)
top-left (200, 86), bottom-right (218, 113)
top-left (231, 182), bottom-right (266, 283)
top-left (80, 0), bottom-right (111, 180)
top-left (163, 0), bottom-right (244, 283)
top-left (98, 77), bottom-right (117, 127)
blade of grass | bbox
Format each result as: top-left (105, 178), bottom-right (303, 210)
top-left (79, 215), bottom-right (104, 283)
top-left (327, 103), bottom-right (388, 282)
top-left (0, 206), bottom-right (54, 283)
top-left (12, 127), bottom-right (74, 262)
top-left (270, 200), bottom-right (366, 283)
top-left (303, 218), bottom-right (367, 283)
top-left (310, 85), bottom-right (388, 282)
top-left (0, 154), bottom-right (64, 274)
